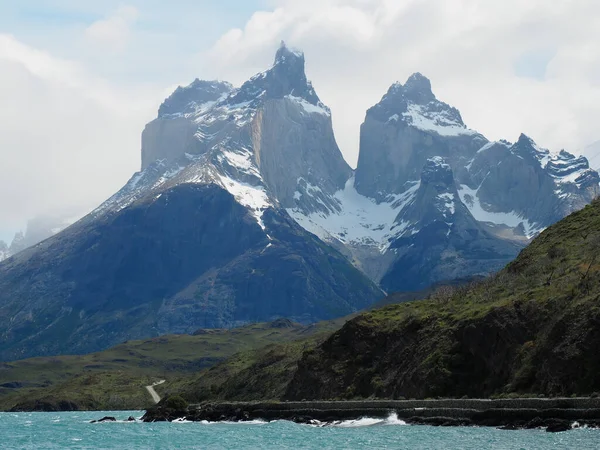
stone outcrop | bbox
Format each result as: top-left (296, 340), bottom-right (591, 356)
top-left (143, 398), bottom-right (600, 432)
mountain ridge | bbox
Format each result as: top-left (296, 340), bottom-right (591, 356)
top-left (0, 43), bottom-right (598, 360)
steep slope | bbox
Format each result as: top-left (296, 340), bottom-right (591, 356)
top-left (380, 157), bottom-right (521, 292)
top-left (0, 43), bottom-right (382, 361)
top-left (289, 73), bottom-right (599, 288)
top-left (463, 135), bottom-right (599, 235)
top-left (0, 184), bottom-right (380, 361)
top-left (172, 198), bottom-right (600, 403)
top-left (286, 198), bottom-right (600, 400)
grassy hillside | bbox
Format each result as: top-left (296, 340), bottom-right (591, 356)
top-left (171, 198), bottom-right (600, 403)
top-left (0, 319), bottom-right (342, 411)
top-left (285, 198), bottom-right (600, 400)
top-left (10, 198), bottom-right (600, 409)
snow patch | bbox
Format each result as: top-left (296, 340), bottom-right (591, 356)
top-left (219, 175), bottom-right (271, 230)
top-left (288, 177), bottom-right (420, 252)
top-left (458, 184), bottom-right (543, 238)
top-left (402, 103), bottom-right (476, 137)
top-left (438, 193), bottom-right (455, 215)
top-left (286, 95), bottom-right (330, 116)
top-left (476, 140), bottom-right (510, 154)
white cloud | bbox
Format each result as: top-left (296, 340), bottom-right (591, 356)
top-left (0, 33), bottom-right (161, 241)
top-left (2, 0), bottom-right (600, 241)
top-left (85, 5), bottom-right (139, 51)
top-left (206, 0), bottom-right (600, 166)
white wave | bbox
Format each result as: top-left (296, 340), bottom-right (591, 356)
top-left (384, 412), bottom-right (407, 426)
top-left (312, 413), bottom-right (407, 428)
top-left (199, 419), bottom-right (268, 425)
top-left (333, 417), bottom-right (386, 428)
top-left (172, 418), bottom-right (193, 423)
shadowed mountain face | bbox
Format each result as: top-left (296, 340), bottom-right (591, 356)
top-left (284, 198), bottom-right (600, 401)
top-left (289, 71), bottom-right (598, 287)
top-left (380, 158), bottom-right (521, 292)
top-left (0, 184), bottom-right (381, 361)
top-left (0, 43), bottom-right (381, 361)
top-left (0, 43), bottom-right (598, 361)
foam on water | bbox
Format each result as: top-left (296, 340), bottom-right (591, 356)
top-left (2, 411), bottom-right (599, 449)
top-left (310, 412), bottom-right (407, 428)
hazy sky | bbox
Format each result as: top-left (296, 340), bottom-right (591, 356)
top-left (1, 0), bottom-right (600, 242)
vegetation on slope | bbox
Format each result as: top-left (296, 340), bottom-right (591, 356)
top-left (167, 199), bottom-right (600, 403)
top-left (0, 319), bottom-right (342, 411)
top-left (285, 199), bottom-right (600, 400)
top-left (9, 197), bottom-right (600, 408)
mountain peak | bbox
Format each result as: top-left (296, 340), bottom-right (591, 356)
top-left (403, 72), bottom-right (435, 103)
top-left (228, 42), bottom-right (321, 106)
top-left (517, 133), bottom-right (536, 146)
top-left (158, 79), bottom-right (233, 118)
top-left (274, 40), bottom-right (304, 65)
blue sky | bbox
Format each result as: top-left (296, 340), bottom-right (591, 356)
top-left (0, 1), bottom-right (265, 84)
top-left (0, 0), bottom-right (599, 243)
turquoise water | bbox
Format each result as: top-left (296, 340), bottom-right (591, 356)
top-left (2, 411), bottom-right (600, 449)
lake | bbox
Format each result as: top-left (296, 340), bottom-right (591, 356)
top-left (2, 411), bottom-right (599, 449)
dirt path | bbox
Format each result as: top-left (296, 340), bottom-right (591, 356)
top-left (145, 380), bottom-right (165, 404)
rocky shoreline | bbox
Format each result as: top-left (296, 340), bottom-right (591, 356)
top-left (142, 398), bottom-right (600, 432)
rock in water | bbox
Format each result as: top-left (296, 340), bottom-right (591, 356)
top-left (91, 416), bottom-right (116, 423)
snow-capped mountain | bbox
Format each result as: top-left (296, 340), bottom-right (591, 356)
top-left (93, 42), bottom-right (351, 228)
top-left (463, 135), bottom-right (599, 236)
top-left (0, 42), bottom-right (382, 361)
top-left (1, 42), bottom-right (598, 360)
top-left (289, 71), bottom-right (598, 289)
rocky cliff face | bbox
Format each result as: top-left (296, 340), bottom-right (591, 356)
top-left (355, 73), bottom-right (486, 201)
top-left (470, 134), bottom-right (599, 229)
top-left (0, 43), bottom-right (382, 361)
top-left (380, 158), bottom-right (521, 292)
top-left (290, 73), bottom-right (599, 288)
top-left (141, 80), bottom-right (233, 170)
top-left (1, 44), bottom-right (598, 360)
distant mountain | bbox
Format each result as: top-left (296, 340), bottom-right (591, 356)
top-left (0, 43), bottom-right (598, 360)
top-left (289, 72), bottom-right (599, 290)
top-left (0, 214), bottom-right (78, 262)
top-left (0, 43), bottom-right (382, 361)
top-left (0, 241), bottom-right (9, 262)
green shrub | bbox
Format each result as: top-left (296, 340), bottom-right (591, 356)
top-left (165, 395), bottom-right (188, 411)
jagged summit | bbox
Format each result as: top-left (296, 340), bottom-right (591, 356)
top-left (227, 42), bottom-right (322, 107)
top-left (402, 72), bottom-right (435, 104)
top-left (517, 133), bottom-right (535, 145)
top-left (114, 42), bottom-right (349, 225)
top-left (366, 73), bottom-right (470, 136)
top-left (274, 40), bottom-right (304, 64)
top-left (158, 79), bottom-right (233, 118)
top-left (355, 73), bottom-right (481, 202)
